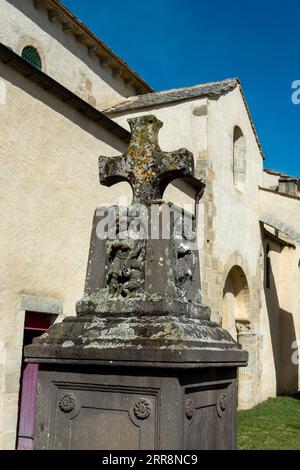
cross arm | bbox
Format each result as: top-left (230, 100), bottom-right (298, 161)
top-left (99, 155), bottom-right (130, 187)
top-left (157, 148), bottom-right (195, 195)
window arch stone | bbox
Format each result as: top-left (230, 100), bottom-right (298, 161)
top-left (233, 126), bottom-right (246, 187)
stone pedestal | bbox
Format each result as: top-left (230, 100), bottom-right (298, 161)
top-left (26, 343), bottom-right (245, 450)
top-left (25, 313), bottom-right (247, 450)
top-left (25, 115), bottom-right (247, 450)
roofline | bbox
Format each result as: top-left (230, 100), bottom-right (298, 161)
top-left (263, 228), bottom-right (296, 249)
top-left (237, 80), bottom-right (265, 160)
top-left (32, 0), bottom-right (153, 94)
top-left (264, 168), bottom-right (299, 179)
top-left (0, 42), bottom-right (130, 143)
top-left (104, 78), bottom-right (239, 113)
top-left (259, 186), bottom-right (300, 201)
top-left (104, 77), bottom-right (265, 161)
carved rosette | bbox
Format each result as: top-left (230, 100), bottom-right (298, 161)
top-left (185, 398), bottom-right (195, 420)
top-left (59, 392), bottom-right (76, 413)
top-left (133, 397), bottom-right (152, 420)
top-left (216, 393), bottom-right (227, 417)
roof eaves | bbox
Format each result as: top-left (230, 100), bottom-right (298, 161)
top-left (235, 80), bottom-right (265, 160)
top-left (263, 228), bottom-right (296, 249)
top-left (103, 78), bottom-right (239, 113)
top-left (33, 0), bottom-right (153, 94)
top-left (264, 168), bottom-right (299, 179)
top-left (0, 42), bottom-right (130, 143)
top-left (259, 186), bottom-right (300, 201)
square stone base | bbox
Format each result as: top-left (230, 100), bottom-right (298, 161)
top-left (34, 363), bottom-right (238, 450)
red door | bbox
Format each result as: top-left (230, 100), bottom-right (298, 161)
top-left (16, 312), bottom-right (52, 450)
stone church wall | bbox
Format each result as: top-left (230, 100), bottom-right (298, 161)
top-left (0, 63), bottom-right (131, 449)
top-left (109, 87), bottom-right (281, 410)
top-left (0, 0), bottom-right (139, 109)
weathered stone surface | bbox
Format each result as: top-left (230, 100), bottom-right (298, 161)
top-left (27, 314), bottom-right (247, 365)
top-left (99, 115), bottom-right (196, 203)
top-left (75, 202), bottom-right (209, 321)
top-left (104, 79), bottom-right (238, 113)
top-left (25, 114), bottom-right (247, 450)
top-left (34, 365), bottom-right (238, 450)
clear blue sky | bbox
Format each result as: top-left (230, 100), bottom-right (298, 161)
top-left (63, 0), bottom-right (300, 177)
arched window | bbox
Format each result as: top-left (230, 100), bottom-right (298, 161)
top-left (233, 126), bottom-right (246, 187)
top-left (21, 46), bottom-right (42, 70)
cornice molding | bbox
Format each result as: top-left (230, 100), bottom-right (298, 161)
top-left (33, 0), bottom-right (153, 94)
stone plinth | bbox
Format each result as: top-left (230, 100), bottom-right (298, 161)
top-left (26, 330), bottom-right (246, 450)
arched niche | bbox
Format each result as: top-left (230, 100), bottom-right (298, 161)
top-left (265, 243), bottom-right (271, 288)
top-left (222, 265), bottom-right (250, 340)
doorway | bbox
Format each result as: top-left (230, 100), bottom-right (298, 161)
top-left (16, 311), bottom-right (53, 450)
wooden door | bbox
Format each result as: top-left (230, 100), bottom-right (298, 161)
top-left (16, 312), bottom-right (52, 450)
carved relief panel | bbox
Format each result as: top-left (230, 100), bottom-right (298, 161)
top-left (184, 382), bottom-right (234, 450)
top-left (50, 382), bottom-right (158, 450)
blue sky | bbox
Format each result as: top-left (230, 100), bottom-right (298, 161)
top-left (63, 0), bottom-right (300, 176)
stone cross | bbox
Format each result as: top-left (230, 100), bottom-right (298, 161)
top-left (99, 115), bottom-right (195, 203)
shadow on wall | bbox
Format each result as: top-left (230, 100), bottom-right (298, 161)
top-left (264, 245), bottom-right (299, 395)
top-left (0, 63), bottom-right (126, 153)
top-left (222, 265), bottom-right (250, 341)
top-left (7, 0), bottom-right (134, 98)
